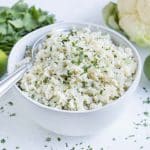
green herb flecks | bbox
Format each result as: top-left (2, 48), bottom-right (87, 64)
top-left (9, 113), bottom-right (16, 117)
top-left (57, 137), bottom-right (61, 142)
top-left (83, 65), bottom-right (91, 73)
top-left (143, 97), bottom-right (150, 104)
top-left (78, 51), bottom-right (84, 65)
top-left (8, 101), bottom-right (13, 106)
top-left (46, 137), bottom-right (51, 142)
top-left (15, 146), bottom-right (20, 149)
top-left (143, 112), bottom-right (149, 116)
top-left (0, 138), bottom-right (6, 144)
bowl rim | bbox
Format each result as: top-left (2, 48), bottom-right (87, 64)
top-left (8, 22), bottom-right (142, 114)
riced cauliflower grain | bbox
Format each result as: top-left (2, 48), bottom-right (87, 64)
top-left (19, 28), bottom-right (137, 111)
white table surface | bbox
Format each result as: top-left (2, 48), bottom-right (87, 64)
top-left (0, 0), bottom-right (150, 150)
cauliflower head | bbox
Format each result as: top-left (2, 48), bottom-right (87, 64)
top-left (118, 0), bottom-right (150, 47)
top-left (103, 0), bottom-right (150, 47)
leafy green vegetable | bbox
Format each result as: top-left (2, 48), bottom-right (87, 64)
top-left (8, 19), bottom-right (24, 28)
top-left (144, 55), bottom-right (150, 80)
top-left (0, 49), bottom-right (7, 76)
top-left (0, 0), bottom-right (55, 55)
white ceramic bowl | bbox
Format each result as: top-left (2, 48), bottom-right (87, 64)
top-left (7, 22), bottom-right (142, 136)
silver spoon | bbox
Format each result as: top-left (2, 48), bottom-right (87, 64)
top-left (0, 36), bottom-right (44, 97)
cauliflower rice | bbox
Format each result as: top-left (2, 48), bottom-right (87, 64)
top-left (19, 28), bottom-right (137, 111)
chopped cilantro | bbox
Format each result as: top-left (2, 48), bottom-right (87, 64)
top-left (140, 146), bottom-right (144, 149)
top-left (143, 97), bottom-right (150, 104)
top-left (15, 146), bottom-right (20, 149)
top-left (9, 113), bottom-right (16, 117)
top-left (8, 101), bottom-right (13, 106)
top-left (1, 138), bottom-right (6, 144)
top-left (57, 137), bottom-right (61, 142)
top-left (46, 137), bottom-right (51, 142)
top-left (65, 142), bottom-right (68, 147)
top-left (143, 112), bottom-right (149, 116)
top-left (128, 135), bottom-right (135, 138)
top-left (82, 81), bottom-right (87, 88)
top-left (83, 65), bottom-right (90, 73)
top-left (77, 51), bottom-right (84, 65)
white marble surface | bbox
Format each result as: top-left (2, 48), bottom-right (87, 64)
top-left (0, 0), bottom-right (150, 149)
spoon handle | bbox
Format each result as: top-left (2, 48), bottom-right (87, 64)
top-left (0, 64), bottom-right (31, 97)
